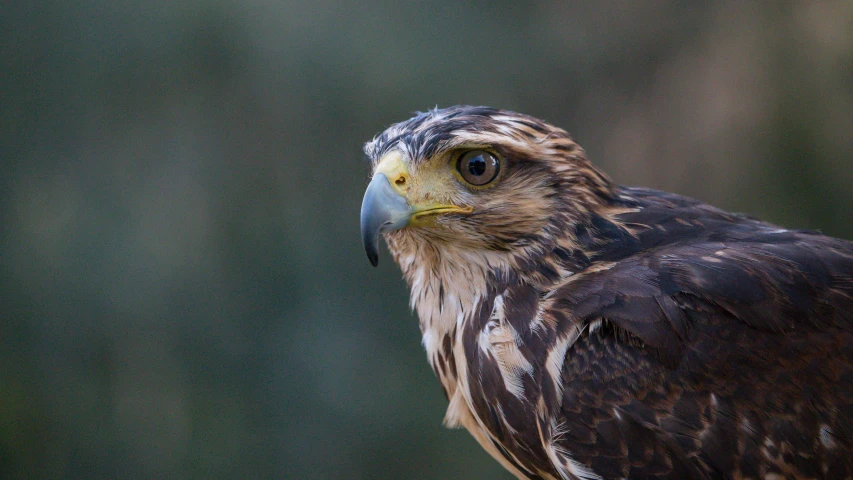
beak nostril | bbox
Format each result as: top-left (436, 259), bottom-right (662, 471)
top-left (395, 176), bottom-right (407, 187)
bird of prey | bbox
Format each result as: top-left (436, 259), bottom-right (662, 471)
top-left (360, 106), bottom-right (853, 480)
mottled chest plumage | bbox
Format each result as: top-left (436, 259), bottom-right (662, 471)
top-left (457, 284), bottom-right (582, 479)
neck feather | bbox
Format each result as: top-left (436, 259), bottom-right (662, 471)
top-left (384, 199), bottom-right (635, 390)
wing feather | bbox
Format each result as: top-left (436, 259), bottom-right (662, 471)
top-left (548, 213), bottom-right (853, 478)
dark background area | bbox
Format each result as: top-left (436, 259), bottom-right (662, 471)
top-left (2, 1), bottom-right (851, 478)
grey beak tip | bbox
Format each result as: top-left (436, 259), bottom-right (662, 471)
top-left (360, 212), bottom-right (382, 267)
top-left (360, 173), bottom-right (411, 268)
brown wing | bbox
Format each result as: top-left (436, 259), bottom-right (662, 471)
top-left (550, 225), bottom-right (853, 479)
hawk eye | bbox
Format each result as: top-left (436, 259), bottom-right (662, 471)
top-left (457, 150), bottom-right (500, 186)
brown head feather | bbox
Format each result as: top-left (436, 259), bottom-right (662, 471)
top-left (364, 106), bottom-right (615, 279)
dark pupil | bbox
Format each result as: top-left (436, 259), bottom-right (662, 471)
top-left (467, 156), bottom-right (487, 176)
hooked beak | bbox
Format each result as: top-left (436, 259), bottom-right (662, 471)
top-left (360, 153), bottom-right (474, 267)
top-left (360, 173), bottom-right (414, 267)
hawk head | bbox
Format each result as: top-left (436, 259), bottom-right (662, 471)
top-left (360, 106), bottom-right (614, 283)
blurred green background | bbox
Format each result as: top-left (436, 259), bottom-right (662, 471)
top-left (2, 1), bottom-right (852, 479)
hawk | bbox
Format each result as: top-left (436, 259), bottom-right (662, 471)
top-left (359, 106), bottom-right (853, 479)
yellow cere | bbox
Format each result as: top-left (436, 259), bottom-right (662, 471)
top-left (374, 151), bottom-right (473, 227)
